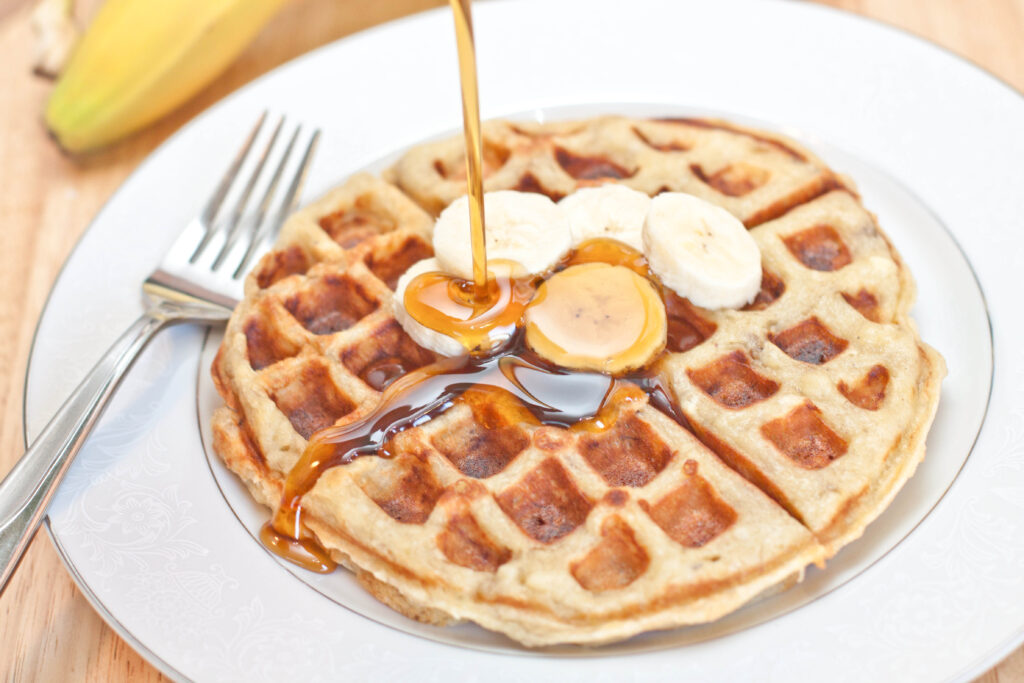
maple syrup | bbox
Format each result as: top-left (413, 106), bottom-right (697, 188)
top-left (259, 521), bottom-right (336, 573)
top-left (360, 356), bottom-right (411, 391)
top-left (449, 0), bottom-right (489, 294)
top-left (563, 237), bottom-right (650, 277)
top-left (393, 0), bottom-right (511, 356)
top-left (523, 262), bottom-right (666, 374)
top-left (269, 346), bottom-right (610, 547)
top-left (403, 261), bottom-right (537, 354)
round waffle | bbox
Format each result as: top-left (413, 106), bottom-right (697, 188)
top-left (211, 117), bottom-right (944, 646)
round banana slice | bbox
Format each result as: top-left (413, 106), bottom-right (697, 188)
top-left (433, 190), bottom-right (571, 279)
top-left (393, 258), bottom-right (466, 357)
top-left (394, 258), bottom-right (529, 356)
top-left (642, 192), bottom-right (762, 309)
top-left (524, 263), bottom-right (667, 374)
top-left (558, 184), bottom-right (651, 250)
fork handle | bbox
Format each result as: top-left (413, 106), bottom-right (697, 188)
top-left (0, 309), bottom-right (174, 596)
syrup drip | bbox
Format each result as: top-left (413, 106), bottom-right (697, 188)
top-left (403, 264), bottom-right (537, 354)
top-left (564, 237), bottom-right (650, 277)
top-left (258, 522), bottom-right (336, 573)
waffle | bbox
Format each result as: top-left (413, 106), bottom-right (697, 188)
top-left (386, 116), bottom-right (841, 227)
top-left (211, 116), bottom-right (945, 647)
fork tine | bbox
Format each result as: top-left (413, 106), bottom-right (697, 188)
top-left (233, 128), bottom-right (320, 279)
top-left (226, 125), bottom-right (299, 275)
top-left (210, 116), bottom-right (285, 269)
top-left (234, 126), bottom-right (300, 254)
top-left (279, 129), bottom-right (321, 220)
top-left (189, 112), bottom-right (267, 263)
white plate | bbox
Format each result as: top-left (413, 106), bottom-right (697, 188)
top-left (23, 1), bottom-right (1024, 680)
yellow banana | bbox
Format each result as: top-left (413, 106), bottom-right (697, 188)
top-left (46, 0), bottom-right (289, 153)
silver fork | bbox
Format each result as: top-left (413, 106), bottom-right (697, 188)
top-left (0, 113), bottom-right (320, 595)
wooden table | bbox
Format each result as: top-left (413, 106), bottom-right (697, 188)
top-left (0, 0), bottom-right (1021, 679)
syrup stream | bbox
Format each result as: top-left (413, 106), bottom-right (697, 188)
top-left (448, 0), bottom-right (489, 294)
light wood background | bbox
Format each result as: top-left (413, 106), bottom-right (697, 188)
top-left (0, 0), bottom-right (1021, 680)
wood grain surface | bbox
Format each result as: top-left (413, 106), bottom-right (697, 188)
top-left (0, 0), bottom-right (1021, 680)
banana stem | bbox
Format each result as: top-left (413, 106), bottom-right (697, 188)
top-left (31, 0), bottom-right (79, 78)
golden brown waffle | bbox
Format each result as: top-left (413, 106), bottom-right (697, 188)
top-left (211, 117), bottom-right (944, 647)
top-left (386, 116), bottom-right (840, 227)
top-left (661, 188), bottom-right (943, 553)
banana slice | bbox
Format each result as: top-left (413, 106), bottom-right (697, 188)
top-left (393, 258), bottom-right (528, 356)
top-left (433, 190), bottom-right (571, 279)
top-left (393, 258), bottom-right (466, 357)
top-left (643, 192), bottom-right (762, 309)
top-left (558, 184), bottom-right (651, 250)
top-left (524, 263), bottom-right (666, 374)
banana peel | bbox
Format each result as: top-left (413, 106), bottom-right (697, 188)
top-left (45, 0), bottom-right (289, 153)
